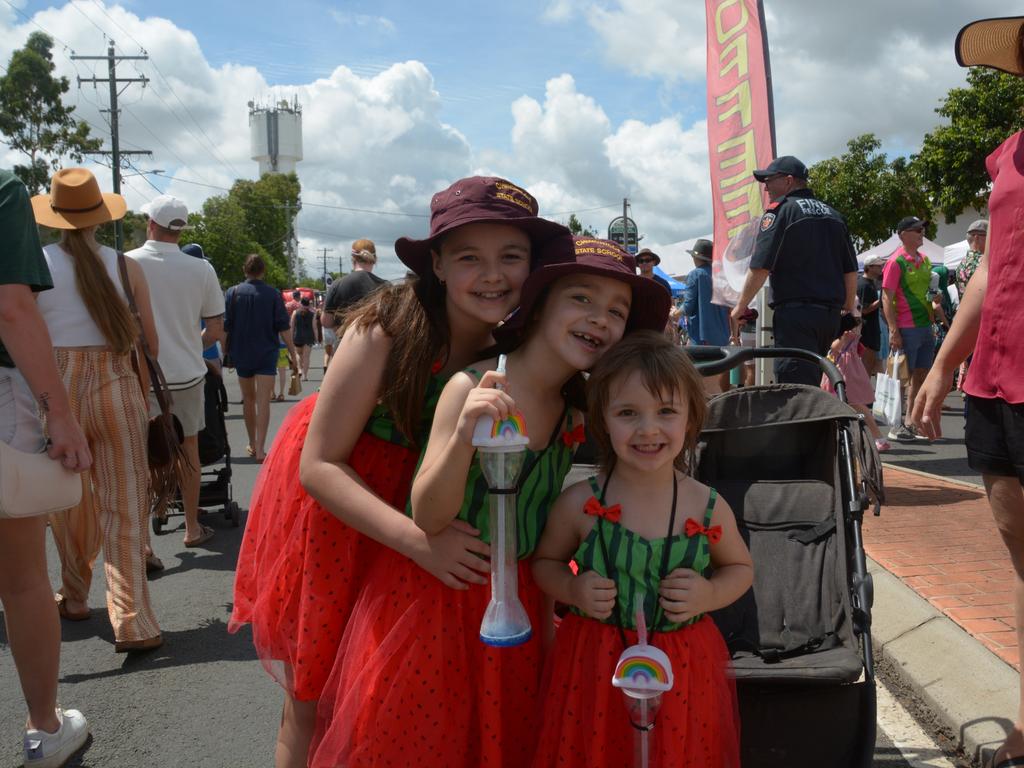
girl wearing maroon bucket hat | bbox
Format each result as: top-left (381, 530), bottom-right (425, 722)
top-left (307, 237), bottom-right (670, 768)
top-left (230, 176), bottom-right (572, 768)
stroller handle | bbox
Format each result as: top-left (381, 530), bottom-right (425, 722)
top-left (687, 346), bottom-right (846, 394)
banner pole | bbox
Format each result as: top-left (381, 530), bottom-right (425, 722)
top-left (757, 0), bottom-right (777, 157)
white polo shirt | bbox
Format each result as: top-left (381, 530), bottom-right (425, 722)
top-left (127, 240), bottom-right (225, 389)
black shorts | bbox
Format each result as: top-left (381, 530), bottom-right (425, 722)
top-left (965, 396), bottom-right (1024, 483)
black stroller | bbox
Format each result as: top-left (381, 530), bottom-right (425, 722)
top-left (691, 346), bottom-right (885, 768)
top-left (152, 369), bottom-right (240, 534)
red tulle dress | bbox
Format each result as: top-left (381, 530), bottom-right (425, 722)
top-left (230, 377), bottom-right (445, 702)
top-left (308, 411), bottom-right (579, 768)
top-left (532, 478), bottom-right (741, 768)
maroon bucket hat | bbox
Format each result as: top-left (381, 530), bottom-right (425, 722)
top-left (395, 176), bottom-right (573, 277)
top-left (493, 236), bottom-right (671, 346)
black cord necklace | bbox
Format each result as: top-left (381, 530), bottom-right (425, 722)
top-left (595, 468), bottom-right (679, 650)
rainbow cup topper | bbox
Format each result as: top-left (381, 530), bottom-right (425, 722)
top-left (472, 412), bottom-right (529, 452)
top-left (612, 644), bottom-right (674, 700)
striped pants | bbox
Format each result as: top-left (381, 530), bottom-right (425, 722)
top-left (49, 348), bottom-right (160, 642)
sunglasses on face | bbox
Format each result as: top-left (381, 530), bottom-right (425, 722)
top-left (637, 258), bottom-right (655, 265)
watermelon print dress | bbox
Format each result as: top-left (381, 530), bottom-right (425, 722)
top-left (229, 374), bottom-right (447, 702)
top-left (309, 400), bottom-right (578, 768)
top-left (532, 476), bottom-right (741, 768)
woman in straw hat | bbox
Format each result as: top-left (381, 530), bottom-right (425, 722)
top-left (31, 167), bottom-right (163, 653)
top-left (0, 168), bottom-right (93, 768)
top-left (914, 17), bottom-right (1024, 768)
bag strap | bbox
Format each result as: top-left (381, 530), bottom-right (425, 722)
top-left (116, 252), bottom-right (175, 418)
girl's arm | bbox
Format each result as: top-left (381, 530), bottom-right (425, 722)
top-left (299, 324), bottom-right (490, 589)
top-left (532, 482), bottom-right (616, 619)
top-left (659, 493), bottom-right (753, 624)
top-left (411, 368), bottom-right (515, 535)
top-left (912, 250), bottom-right (988, 439)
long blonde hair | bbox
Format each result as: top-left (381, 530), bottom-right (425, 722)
top-left (60, 229), bottom-right (139, 354)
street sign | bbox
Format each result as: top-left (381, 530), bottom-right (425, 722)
top-left (607, 216), bottom-right (639, 254)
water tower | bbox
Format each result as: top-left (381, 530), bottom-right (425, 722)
top-left (249, 96), bottom-right (303, 175)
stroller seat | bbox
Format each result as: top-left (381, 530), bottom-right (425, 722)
top-left (713, 477), bottom-right (863, 686)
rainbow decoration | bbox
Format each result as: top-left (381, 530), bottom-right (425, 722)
top-left (491, 413), bottom-right (528, 440)
top-left (612, 644), bottom-right (674, 699)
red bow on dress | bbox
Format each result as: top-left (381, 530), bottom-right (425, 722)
top-left (684, 518), bottom-right (722, 544)
top-left (561, 424), bottom-right (586, 447)
top-left (584, 496), bottom-right (621, 524)
top-left (430, 359), bottom-right (444, 374)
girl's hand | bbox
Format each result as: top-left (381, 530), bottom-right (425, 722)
top-left (411, 519), bottom-right (492, 590)
top-left (454, 370), bottom-right (516, 446)
top-left (659, 567), bottom-right (717, 624)
top-left (569, 570), bottom-right (617, 620)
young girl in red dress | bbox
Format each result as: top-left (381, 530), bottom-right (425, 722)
top-left (229, 176), bottom-right (573, 768)
top-left (531, 331), bottom-right (752, 767)
top-left (308, 238), bottom-right (671, 768)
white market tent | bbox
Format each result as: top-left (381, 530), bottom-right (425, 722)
top-left (644, 233), bottom-right (714, 279)
top-left (943, 240), bottom-right (968, 270)
top-left (856, 234), bottom-right (945, 271)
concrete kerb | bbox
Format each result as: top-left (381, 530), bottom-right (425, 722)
top-left (869, 557), bottom-right (1018, 766)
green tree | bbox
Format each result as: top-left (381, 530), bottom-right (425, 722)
top-left (0, 32), bottom-right (102, 193)
top-left (566, 213), bottom-right (597, 237)
top-left (231, 172), bottom-right (301, 271)
top-left (913, 68), bottom-right (1024, 223)
top-left (809, 134), bottom-right (932, 251)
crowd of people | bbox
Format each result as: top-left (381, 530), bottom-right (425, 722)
top-left (0, 12), bottom-right (1022, 768)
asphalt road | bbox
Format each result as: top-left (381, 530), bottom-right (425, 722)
top-left (0, 353), bottom-right (973, 767)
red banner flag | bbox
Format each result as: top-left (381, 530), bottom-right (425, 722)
top-left (705, 0), bottom-right (776, 306)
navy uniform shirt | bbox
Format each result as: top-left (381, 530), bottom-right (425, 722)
top-left (749, 188), bottom-right (857, 308)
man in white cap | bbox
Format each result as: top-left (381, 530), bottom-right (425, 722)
top-left (128, 195), bottom-right (225, 548)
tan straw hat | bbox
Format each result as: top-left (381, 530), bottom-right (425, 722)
top-left (31, 167), bottom-right (127, 230)
top-left (956, 16), bottom-right (1024, 75)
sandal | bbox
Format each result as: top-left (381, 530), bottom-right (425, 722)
top-left (274, 394), bottom-right (285, 402)
top-left (184, 524), bottom-right (215, 548)
top-left (55, 595), bottom-right (90, 622)
top-left (145, 552), bottom-right (165, 574)
top-left (245, 445), bottom-right (255, 457)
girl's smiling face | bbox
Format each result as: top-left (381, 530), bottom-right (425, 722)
top-left (432, 222), bottom-right (532, 326)
top-left (534, 274), bottom-right (632, 371)
top-left (604, 369), bottom-right (687, 473)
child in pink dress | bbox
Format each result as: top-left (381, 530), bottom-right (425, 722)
top-left (821, 313), bottom-right (889, 451)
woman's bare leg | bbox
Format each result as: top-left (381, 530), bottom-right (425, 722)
top-left (275, 694), bottom-right (318, 768)
top-left (0, 515), bottom-right (62, 733)
top-left (986, 474), bottom-right (1024, 765)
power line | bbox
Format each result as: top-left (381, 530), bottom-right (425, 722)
top-left (68, 0), bottom-right (110, 40)
top-left (1, 0), bottom-right (76, 51)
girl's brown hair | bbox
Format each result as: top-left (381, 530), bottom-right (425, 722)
top-left (341, 271), bottom-right (449, 445)
top-left (586, 330), bottom-right (707, 472)
top-left (60, 229), bottom-right (138, 354)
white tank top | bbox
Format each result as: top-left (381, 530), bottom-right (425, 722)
top-left (37, 243), bottom-right (130, 347)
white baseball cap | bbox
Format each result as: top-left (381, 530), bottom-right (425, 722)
top-left (141, 195), bottom-right (189, 230)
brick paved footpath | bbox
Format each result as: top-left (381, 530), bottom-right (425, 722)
top-left (863, 465), bottom-right (1019, 669)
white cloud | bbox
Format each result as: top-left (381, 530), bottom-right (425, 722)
top-left (3, 0), bottom-right (1012, 283)
top-left (329, 11), bottom-right (395, 35)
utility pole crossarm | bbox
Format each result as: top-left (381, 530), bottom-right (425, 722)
top-left (73, 41), bottom-right (150, 251)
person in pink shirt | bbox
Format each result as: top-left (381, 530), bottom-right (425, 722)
top-left (881, 216), bottom-right (934, 441)
top-left (914, 17), bottom-right (1024, 768)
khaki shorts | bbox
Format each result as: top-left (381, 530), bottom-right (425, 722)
top-left (150, 380), bottom-right (205, 438)
top-left (0, 366), bottom-right (46, 452)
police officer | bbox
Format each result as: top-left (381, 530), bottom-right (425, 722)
top-left (730, 155), bottom-right (857, 385)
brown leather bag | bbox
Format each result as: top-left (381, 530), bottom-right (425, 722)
top-left (116, 253), bottom-right (190, 505)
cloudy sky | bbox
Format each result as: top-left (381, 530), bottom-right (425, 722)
top-left (0, 0), bottom-right (1004, 278)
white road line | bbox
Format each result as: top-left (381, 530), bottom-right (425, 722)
top-left (877, 677), bottom-right (957, 767)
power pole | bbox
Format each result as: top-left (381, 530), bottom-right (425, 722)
top-left (73, 41), bottom-right (150, 251)
top-left (320, 247), bottom-right (334, 289)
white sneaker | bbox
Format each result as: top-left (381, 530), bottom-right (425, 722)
top-left (24, 709), bottom-right (89, 768)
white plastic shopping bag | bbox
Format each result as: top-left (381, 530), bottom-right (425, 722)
top-left (873, 353), bottom-right (904, 425)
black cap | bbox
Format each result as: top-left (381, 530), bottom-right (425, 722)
top-left (752, 155), bottom-right (809, 181)
top-left (896, 216), bottom-right (927, 233)
top-left (687, 238), bottom-right (713, 260)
